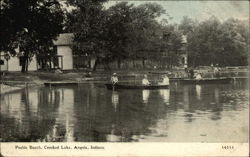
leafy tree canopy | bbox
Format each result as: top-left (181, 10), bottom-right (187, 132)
top-left (0, 0), bottom-right (64, 72)
top-left (186, 16), bottom-right (249, 66)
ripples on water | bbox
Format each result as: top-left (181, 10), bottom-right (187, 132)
top-left (0, 79), bottom-right (249, 142)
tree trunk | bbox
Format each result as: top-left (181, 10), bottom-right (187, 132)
top-left (21, 56), bottom-right (28, 73)
top-left (117, 59), bottom-right (121, 69)
top-left (142, 58), bottom-right (145, 68)
top-left (88, 57), bottom-right (91, 68)
top-left (104, 58), bottom-right (110, 71)
top-left (92, 58), bottom-right (99, 72)
top-left (25, 58), bottom-right (28, 72)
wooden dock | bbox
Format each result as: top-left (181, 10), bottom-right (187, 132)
top-left (44, 82), bottom-right (79, 87)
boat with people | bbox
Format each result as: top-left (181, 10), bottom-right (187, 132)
top-left (107, 73), bottom-right (170, 90)
top-left (178, 77), bottom-right (231, 84)
top-left (105, 83), bottom-right (169, 90)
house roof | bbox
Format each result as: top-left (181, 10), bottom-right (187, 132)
top-left (53, 33), bottom-right (74, 46)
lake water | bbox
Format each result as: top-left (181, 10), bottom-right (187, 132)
top-left (0, 79), bottom-right (249, 142)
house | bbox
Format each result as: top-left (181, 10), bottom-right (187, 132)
top-left (0, 33), bottom-right (95, 72)
top-left (53, 33), bottom-right (74, 70)
top-left (0, 48), bottom-right (37, 72)
top-left (53, 33), bottom-right (96, 70)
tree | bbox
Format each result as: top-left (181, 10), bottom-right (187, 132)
top-left (0, 0), bottom-right (64, 72)
top-left (66, 0), bottom-right (109, 71)
top-left (127, 3), bottom-right (165, 67)
top-left (159, 24), bottom-right (183, 68)
top-left (178, 16), bottom-right (197, 35)
top-left (106, 2), bottom-right (165, 68)
top-left (219, 18), bottom-right (248, 66)
top-left (188, 17), bottom-right (221, 66)
top-left (105, 2), bottom-right (135, 68)
top-left (186, 16), bottom-right (249, 67)
top-left (68, 1), bottom-right (166, 70)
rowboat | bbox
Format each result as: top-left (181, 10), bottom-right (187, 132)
top-left (105, 83), bottom-right (169, 90)
top-left (178, 77), bottom-right (231, 84)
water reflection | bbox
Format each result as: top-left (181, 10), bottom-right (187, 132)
top-left (159, 89), bottom-right (170, 104)
top-left (214, 87), bottom-right (219, 104)
top-left (0, 80), bottom-right (249, 142)
top-left (142, 90), bottom-right (150, 104)
top-left (183, 86), bottom-right (189, 111)
top-left (111, 91), bottom-right (119, 112)
top-left (195, 85), bottom-right (201, 100)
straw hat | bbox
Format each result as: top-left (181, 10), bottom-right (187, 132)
top-left (113, 73), bottom-right (117, 76)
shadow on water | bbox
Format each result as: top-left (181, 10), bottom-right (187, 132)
top-left (0, 79), bottom-right (249, 142)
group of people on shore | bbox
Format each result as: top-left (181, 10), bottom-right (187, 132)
top-left (111, 73), bottom-right (169, 86)
top-left (185, 65), bottom-right (221, 80)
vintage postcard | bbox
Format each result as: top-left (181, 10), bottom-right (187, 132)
top-left (0, 0), bottom-right (249, 156)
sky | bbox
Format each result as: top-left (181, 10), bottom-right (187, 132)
top-left (104, 1), bottom-right (249, 24)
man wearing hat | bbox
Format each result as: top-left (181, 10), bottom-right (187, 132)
top-left (111, 73), bottom-right (119, 85)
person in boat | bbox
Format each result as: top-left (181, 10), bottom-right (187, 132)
top-left (189, 68), bottom-right (194, 79)
top-left (195, 73), bottom-right (202, 80)
top-left (184, 64), bottom-right (188, 72)
top-left (111, 73), bottom-right (119, 85)
top-left (159, 74), bottom-right (170, 85)
top-left (184, 67), bottom-right (189, 78)
top-left (142, 74), bottom-right (150, 85)
top-left (214, 64), bottom-right (220, 77)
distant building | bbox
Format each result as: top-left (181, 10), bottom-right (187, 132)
top-left (0, 48), bottom-right (37, 72)
top-left (53, 33), bottom-right (95, 70)
top-left (53, 33), bottom-right (74, 70)
top-left (0, 33), bottom-right (95, 72)
top-left (180, 35), bottom-right (188, 67)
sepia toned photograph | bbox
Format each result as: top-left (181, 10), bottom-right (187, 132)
top-left (0, 0), bottom-right (249, 156)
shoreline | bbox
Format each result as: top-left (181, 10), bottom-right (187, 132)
top-left (0, 69), bottom-right (249, 88)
